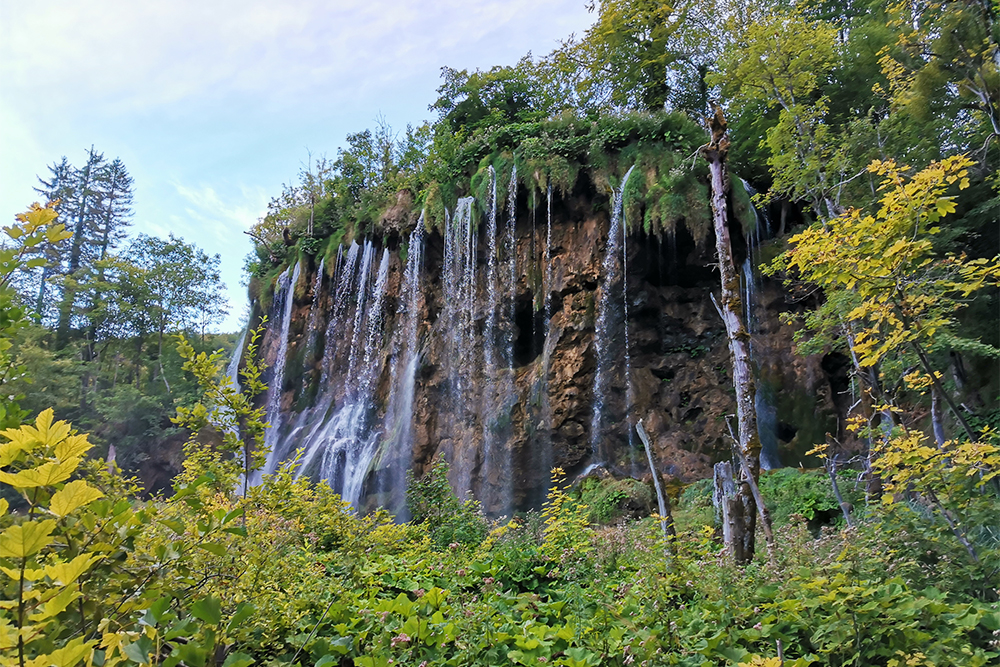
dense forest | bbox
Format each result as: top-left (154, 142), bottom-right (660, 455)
top-left (2, 0), bottom-right (999, 665)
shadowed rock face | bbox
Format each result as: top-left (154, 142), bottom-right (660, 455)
top-left (252, 180), bottom-right (844, 517)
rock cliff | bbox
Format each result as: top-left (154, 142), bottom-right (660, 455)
top-left (248, 170), bottom-right (845, 516)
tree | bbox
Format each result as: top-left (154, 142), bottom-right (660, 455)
top-left (0, 204), bottom-right (72, 428)
top-left (101, 235), bottom-right (228, 391)
top-left (33, 149), bottom-right (134, 348)
top-left (32, 158), bottom-right (77, 321)
top-left (552, 0), bottom-right (718, 113)
top-left (878, 0), bottom-right (999, 151)
top-left (767, 155), bottom-right (1000, 468)
top-left (701, 109), bottom-right (762, 564)
top-left (709, 7), bottom-right (848, 218)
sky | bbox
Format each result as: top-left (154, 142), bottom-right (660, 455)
top-left (0, 0), bottom-right (596, 332)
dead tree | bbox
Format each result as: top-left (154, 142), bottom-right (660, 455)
top-left (702, 107), bottom-right (760, 564)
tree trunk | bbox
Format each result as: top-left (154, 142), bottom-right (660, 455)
top-left (713, 462), bottom-right (751, 562)
top-left (701, 108), bottom-right (760, 563)
top-left (701, 107), bottom-right (759, 564)
top-left (636, 419), bottom-right (676, 543)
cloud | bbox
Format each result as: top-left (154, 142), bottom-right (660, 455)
top-left (170, 180), bottom-right (269, 245)
top-left (1, 0), bottom-right (593, 114)
top-left (0, 0), bottom-right (597, 332)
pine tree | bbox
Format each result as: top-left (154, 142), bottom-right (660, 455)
top-left (33, 148), bottom-right (134, 348)
top-left (32, 157), bottom-right (76, 322)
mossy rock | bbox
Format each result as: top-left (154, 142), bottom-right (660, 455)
top-left (575, 476), bottom-right (654, 525)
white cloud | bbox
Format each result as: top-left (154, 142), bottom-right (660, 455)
top-left (0, 0), bottom-right (597, 332)
top-left (1, 0), bottom-right (593, 113)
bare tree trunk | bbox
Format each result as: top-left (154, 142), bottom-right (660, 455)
top-left (825, 454), bottom-right (855, 528)
top-left (702, 108), bottom-right (759, 564)
top-left (713, 462), bottom-right (752, 562)
top-left (727, 417), bottom-right (777, 566)
top-left (931, 387), bottom-right (947, 447)
top-left (636, 420), bottom-right (676, 543)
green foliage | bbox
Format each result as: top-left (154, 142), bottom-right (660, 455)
top-left (406, 458), bottom-right (489, 548)
top-left (0, 204), bottom-right (72, 429)
top-left (678, 468), bottom-right (865, 529)
top-left (575, 476), bottom-right (652, 525)
top-left (540, 469), bottom-right (593, 565)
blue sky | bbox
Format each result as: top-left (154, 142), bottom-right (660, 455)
top-left (0, 0), bottom-right (596, 332)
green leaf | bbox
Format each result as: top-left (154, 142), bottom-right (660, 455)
top-left (141, 596), bottom-right (173, 627)
top-left (226, 602), bottom-right (255, 633)
top-left (0, 519), bottom-right (56, 558)
top-left (199, 542), bottom-right (228, 556)
top-left (190, 595), bottom-right (223, 625)
top-left (160, 519), bottom-right (186, 535)
top-left (221, 653), bottom-right (254, 667)
top-left (123, 635), bottom-right (154, 664)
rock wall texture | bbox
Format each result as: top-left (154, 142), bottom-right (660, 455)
top-left (253, 178), bottom-right (845, 515)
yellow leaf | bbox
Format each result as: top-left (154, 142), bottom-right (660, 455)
top-left (0, 459), bottom-right (78, 489)
top-left (49, 480), bottom-right (103, 518)
top-left (24, 636), bottom-right (93, 667)
top-left (54, 434), bottom-right (92, 462)
top-left (0, 565), bottom-right (44, 580)
top-left (0, 520), bottom-right (56, 558)
top-left (34, 409), bottom-right (54, 441)
top-left (0, 434), bottom-right (36, 467)
top-left (29, 585), bottom-right (80, 621)
top-left (44, 553), bottom-right (102, 585)
top-left (0, 498), bottom-right (7, 516)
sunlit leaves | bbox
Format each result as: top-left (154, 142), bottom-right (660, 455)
top-left (0, 520), bottom-right (56, 559)
top-left (49, 480), bottom-right (103, 517)
top-left (768, 154), bottom-right (1000, 368)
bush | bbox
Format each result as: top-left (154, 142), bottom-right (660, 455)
top-left (406, 457), bottom-right (489, 548)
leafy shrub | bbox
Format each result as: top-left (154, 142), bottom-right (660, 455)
top-left (406, 458), bottom-right (489, 548)
top-left (576, 476), bottom-right (653, 524)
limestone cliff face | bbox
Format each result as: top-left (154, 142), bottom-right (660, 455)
top-left (252, 176), bottom-right (845, 516)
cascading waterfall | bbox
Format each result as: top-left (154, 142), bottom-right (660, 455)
top-left (293, 246), bottom-right (391, 508)
top-left (380, 220), bottom-right (425, 515)
top-left (622, 181), bottom-right (635, 465)
top-left (590, 165), bottom-right (635, 464)
top-left (740, 179), bottom-right (781, 469)
top-left (545, 184), bottom-right (553, 333)
top-left (321, 242), bottom-right (361, 387)
top-left (441, 198), bottom-right (481, 498)
top-left (257, 263), bottom-right (299, 482)
top-left (226, 328), bottom-right (246, 391)
top-left (488, 165), bottom-right (517, 513)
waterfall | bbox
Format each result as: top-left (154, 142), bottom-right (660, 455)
top-left (302, 257), bottom-right (326, 391)
top-left (225, 328), bottom-right (246, 392)
top-left (381, 220), bottom-right (425, 515)
top-left (491, 164), bottom-right (518, 514)
top-left (258, 263), bottom-right (299, 481)
top-left (622, 179), bottom-right (635, 464)
top-left (293, 246), bottom-right (391, 508)
top-left (321, 242), bottom-right (361, 388)
top-left (545, 184), bottom-right (553, 331)
top-left (484, 166), bottom-right (500, 406)
top-left (740, 178), bottom-right (781, 470)
top-left (440, 200), bottom-right (480, 499)
top-left (590, 165), bottom-right (636, 464)
top-left (505, 164), bottom-right (518, 376)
